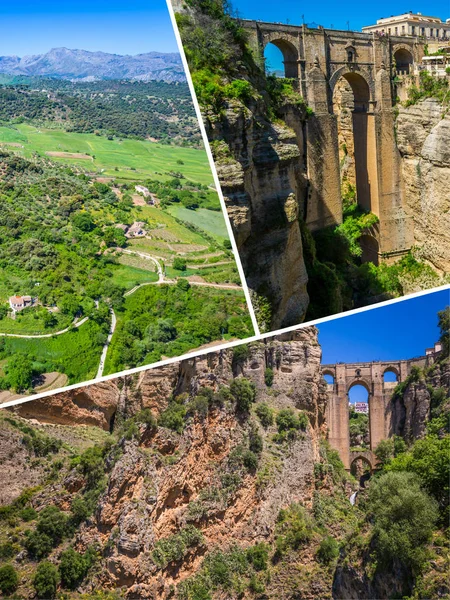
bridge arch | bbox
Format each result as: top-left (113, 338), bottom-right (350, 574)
top-left (330, 66), bottom-right (375, 107)
top-left (262, 34), bottom-right (299, 79)
top-left (393, 46), bottom-right (414, 74)
top-left (359, 233), bottom-right (380, 265)
top-left (347, 378), bottom-right (371, 396)
top-left (383, 366), bottom-right (399, 382)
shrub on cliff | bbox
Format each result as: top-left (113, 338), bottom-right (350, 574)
top-left (368, 471), bottom-right (438, 573)
top-left (59, 546), bottom-right (96, 589)
top-left (230, 377), bottom-right (256, 412)
top-left (158, 400), bottom-right (187, 433)
top-left (255, 402), bottom-right (274, 428)
top-left (316, 535), bottom-right (339, 564)
top-left (33, 561), bottom-right (60, 599)
top-left (264, 367), bottom-right (274, 387)
top-left (275, 503), bottom-right (315, 555)
top-left (0, 564), bottom-right (18, 595)
top-left (275, 408), bottom-right (308, 442)
top-left (152, 526), bottom-right (204, 569)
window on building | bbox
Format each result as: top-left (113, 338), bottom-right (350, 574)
top-left (402, 25), bottom-right (405, 33)
top-left (347, 48), bottom-right (355, 62)
top-left (395, 27), bottom-right (398, 34)
top-left (430, 28), bottom-right (433, 37)
top-left (421, 27), bottom-right (425, 35)
top-left (411, 25), bottom-right (415, 34)
top-left (388, 28), bottom-right (391, 34)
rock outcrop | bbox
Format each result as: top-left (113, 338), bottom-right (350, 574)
top-left (208, 99), bottom-right (310, 330)
top-left (397, 99), bottom-right (450, 275)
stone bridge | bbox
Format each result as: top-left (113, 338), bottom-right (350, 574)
top-left (322, 352), bottom-right (431, 470)
top-left (241, 21), bottom-right (426, 263)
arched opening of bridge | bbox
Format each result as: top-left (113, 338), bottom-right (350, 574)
top-left (350, 455), bottom-right (372, 485)
top-left (332, 71), bottom-right (379, 219)
top-left (394, 48), bottom-right (413, 75)
top-left (359, 233), bottom-right (380, 266)
top-left (323, 373), bottom-right (335, 385)
top-left (348, 383), bottom-right (370, 451)
top-left (383, 368), bottom-right (399, 383)
top-left (263, 40), bottom-right (299, 79)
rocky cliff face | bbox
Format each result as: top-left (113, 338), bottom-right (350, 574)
top-left (397, 99), bottom-right (450, 275)
top-left (208, 99), bottom-right (310, 330)
top-left (4, 328), bottom-right (331, 598)
top-left (389, 355), bottom-right (450, 442)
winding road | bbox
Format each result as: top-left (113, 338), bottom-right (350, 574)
top-left (1, 249), bottom-right (242, 381)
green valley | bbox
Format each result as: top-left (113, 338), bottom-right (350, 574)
top-left (0, 79), bottom-right (252, 400)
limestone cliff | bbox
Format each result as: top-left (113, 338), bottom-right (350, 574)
top-left (397, 99), bottom-right (450, 276)
top-left (3, 328), bottom-right (335, 599)
top-left (207, 98), bottom-right (309, 330)
top-left (1, 327), bottom-right (448, 599)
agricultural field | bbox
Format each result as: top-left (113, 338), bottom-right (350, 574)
top-left (166, 205), bottom-right (229, 240)
top-left (0, 124), bottom-right (214, 185)
top-left (0, 108), bottom-right (249, 399)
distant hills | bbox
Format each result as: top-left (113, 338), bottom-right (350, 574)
top-left (0, 47), bottom-right (186, 82)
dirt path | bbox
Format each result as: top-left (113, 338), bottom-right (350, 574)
top-left (96, 309), bottom-right (117, 379)
top-left (0, 316), bottom-right (89, 339)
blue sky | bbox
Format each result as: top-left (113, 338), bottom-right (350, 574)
top-left (233, 0), bottom-right (450, 72)
top-left (0, 0), bottom-right (179, 56)
top-left (232, 0), bottom-right (449, 31)
top-left (318, 289), bottom-right (449, 401)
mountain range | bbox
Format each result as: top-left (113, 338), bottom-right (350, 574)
top-left (0, 47), bottom-right (186, 82)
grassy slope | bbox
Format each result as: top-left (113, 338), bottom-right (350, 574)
top-left (166, 205), bottom-right (228, 240)
top-left (0, 124), bottom-right (214, 185)
top-left (1, 320), bottom-right (103, 384)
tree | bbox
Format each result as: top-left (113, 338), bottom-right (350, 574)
top-left (33, 561), bottom-right (60, 599)
top-left (317, 536), bottom-right (339, 564)
top-left (255, 403), bottom-right (274, 428)
top-left (264, 367), bottom-right (274, 387)
top-left (173, 257), bottom-right (187, 271)
top-left (374, 438), bottom-right (395, 466)
top-left (59, 295), bottom-right (81, 318)
top-left (0, 564), bottom-right (19, 595)
top-left (59, 548), bottom-right (88, 589)
top-left (36, 505), bottom-right (69, 544)
top-left (438, 306), bottom-right (449, 357)
top-left (6, 353), bottom-right (34, 392)
top-left (176, 278), bottom-right (191, 291)
top-left (386, 434), bottom-right (450, 514)
top-left (229, 377), bottom-right (256, 412)
top-left (368, 471), bottom-right (438, 573)
top-left (72, 212), bottom-right (95, 232)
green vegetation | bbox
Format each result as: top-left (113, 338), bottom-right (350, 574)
top-left (229, 377), bottom-right (256, 412)
top-left (0, 62), bottom-right (252, 395)
top-left (0, 79), bottom-right (201, 146)
top-left (316, 535), bottom-right (339, 564)
top-left (274, 408), bottom-right (308, 443)
top-left (255, 402), bottom-right (274, 428)
top-left (301, 200), bottom-right (441, 320)
top-left (33, 561), bottom-right (60, 599)
top-left (405, 71), bottom-right (449, 106)
top-left (152, 526), bottom-right (204, 569)
top-left (0, 564), bottom-right (19, 595)
top-left (349, 406), bottom-right (369, 449)
top-left (105, 285), bottom-right (252, 373)
top-left (0, 123), bottom-right (212, 184)
top-left (368, 471), bottom-right (439, 573)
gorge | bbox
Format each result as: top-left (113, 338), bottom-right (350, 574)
top-left (0, 319), bottom-right (448, 599)
top-left (174, 1), bottom-right (450, 330)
